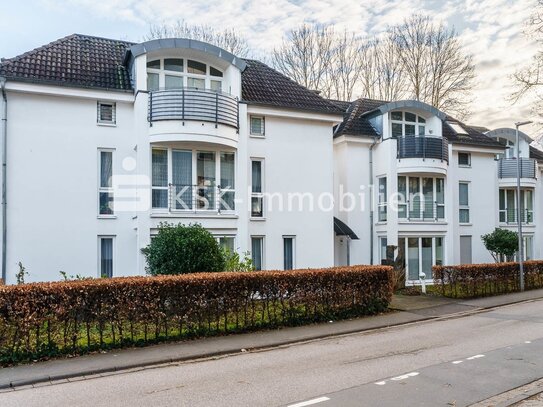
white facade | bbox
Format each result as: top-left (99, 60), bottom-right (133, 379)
top-left (333, 102), bottom-right (543, 283)
top-left (0, 38), bottom-right (341, 283)
top-left (1, 36), bottom-right (542, 285)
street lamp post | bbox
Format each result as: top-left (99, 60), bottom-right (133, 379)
top-left (515, 120), bottom-right (533, 292)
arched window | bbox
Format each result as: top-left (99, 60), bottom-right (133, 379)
top-left (146, 58), bottom-right (224, 92)
top-left (390, 111), bottom-right (426, 137)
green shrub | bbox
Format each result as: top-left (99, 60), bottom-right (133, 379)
top-left (142, 223), bottom-right (225, 275)
top-left (222, 249), bottom-right (255, 272)
top-left (481, 228), bottom-right (518, 262)
top-left (0, 265), bottom-right (393, 365)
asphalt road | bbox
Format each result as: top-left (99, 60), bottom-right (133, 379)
top-left (3, 300), bottom-right (543, 407)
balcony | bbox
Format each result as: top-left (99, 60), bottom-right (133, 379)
top-left (397, 135), bottom-right (449, 162)
top-left (498, 158), bottom-right (536, 179)
top-left (148, 88), bottom-right (239, 129)
top-left (499, 208), bottom-right (534, 225)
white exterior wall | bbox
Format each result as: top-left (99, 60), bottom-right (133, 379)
top-left (1, 53), bottom-right (339, 283)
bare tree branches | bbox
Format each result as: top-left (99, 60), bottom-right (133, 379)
top-left (144, 20), bottom-right (250, 57)
top-left (272, 16), bottom-right (474, 118)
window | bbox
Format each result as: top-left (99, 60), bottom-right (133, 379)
top-left (378, 177), bottom-right (387, 222)
top-left (250, 116), bottom-right (265, 136)
top-left (220, 152), bottom-right (235, 211)
top-left (499, 188), bottom-right (534, 224)
top-left (399, 236), bottom-right (443, 281)
top-left (397, 176), bottom-right (445, 221)
top-left (218, 236), bottom-right (235, 253)
top-left (251, 237), bottom-right (264, 270)
top-left (283, 236), bottom-right (295, 270)
top-left (460, 236), bottom-right (472, 264)
top-left (151, 149), bottom-right (168, 209)
top-left (151, 148), bottom-right (235, 212)
top-left (459, 182), bottom-right (470, 223)
top-left (146, 58), bottom-right (223, 92)
top-left (251, 160), bottom-right (263, 217)
top-left (99, 150), bottom-right (114, 215)
top-left (458, 152), bottom-right (471, 167)
top-left (524, 236), bottom-right (534, 261)
top-left (447, 121), bottom-right (468, 135)
top-left (97, 102), bottom-right (115, 124)
top-left (496, 137), bottom-right (515, 159)
top-left (390, 111), bottom-right (426, 138)
top-left (99, 237), bottom-right (114, 278)
top-left (379, 237), bottom-right (388, 264)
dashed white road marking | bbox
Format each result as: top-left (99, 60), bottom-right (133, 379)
top-left (466, 354), bottom-right (485, 360)
top-left (452, 360), bottom-right (463, 364)
top-left (525, 341), bottom-right (532, 344)
top-left (287, 396), bottom-right (330, 407)
top-left (374, 372), bottom-right (419, 385)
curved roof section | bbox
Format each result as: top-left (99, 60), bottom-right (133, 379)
top-left (372, 99), bottom-right (447, 120)
top-left (485, 128), bottom-right (533, 143)
top-left (125, 38), bottom-right (247, 71)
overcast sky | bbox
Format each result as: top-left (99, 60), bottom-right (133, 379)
top-left (1, 0), bottom-right (540, 136)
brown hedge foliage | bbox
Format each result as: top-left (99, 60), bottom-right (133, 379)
top-left (0, 265), bottom-right (393, 365)
top-left (433, 260), bottom-right (543, 298)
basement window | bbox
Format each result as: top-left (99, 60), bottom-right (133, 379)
top-left (97, 102), bottom-right (116, 125)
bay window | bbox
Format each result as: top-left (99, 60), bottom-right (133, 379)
top-left (151, 148), bottom-right (235, 212)
top-left (147, 58), bottom-right (223, 92)
top-left (399, 236), bottom-right (443, 281)
top-left (499, 188), bottom-right (534, 224)
top-left (397, 176), bottom-right (445, 221)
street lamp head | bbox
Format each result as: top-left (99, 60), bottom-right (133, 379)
top-left (515, 120), bottom-right (533, 127)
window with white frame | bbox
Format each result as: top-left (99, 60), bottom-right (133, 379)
top-left (524, 235), bottom-right (534, 261)
top-left (399, 236), bottom-right (443, 281)
top-left (251, 159), bottom-right (263, 218)
top-left (390, 111), bottom-right (426, 138)
top-left (97, 101), bottom-right (116, 125)
top-left (99, 236), bottom-right (114, 278)
top-left (499, 188), bottom-right (534, 224)
top-left (378, 177), bottom-right (387, 222)
top-left (283, 236), bottom-right (295, 270)
top-left (379, 237), bottom-right (388, 264)
top-left (250, 116), bottom-right (265, 136)
top-left (459, 182), bottom-right (470, 223)
top-left (99, 150), bottom-right (114, 215)
top-left (397, 176), bottom-right (444, 220)
top-left (458, 152), bottom-right (471, 167)
top-left (495, 137), bottom-right (515, 159)
top-left (146, 58), bottom-right (223, 92)
top-left (151, 148), bottom-right (235, 212)
top-left (251, 236), bottom-right (264, 271)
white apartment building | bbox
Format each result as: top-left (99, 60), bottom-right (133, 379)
top-left (0, 34), bottom-right (541, 284)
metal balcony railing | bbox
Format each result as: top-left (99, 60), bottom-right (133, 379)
top-left (397, 135), bottom-right (449, 162)
top-left (398, 201), bottom-right (446, 222)
top-left (499, 208), bottom-right (534, 224)
top-left (498, 158), bottom-right (536, 179)
top-left (163, 184), bottom-right (235, 213)
top-left (148, 88), bottom-right (239, 129)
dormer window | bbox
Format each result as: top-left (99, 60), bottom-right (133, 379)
top-left (391, 111), bottom-right (426, 137)
top-left (146, 58), bottom-right (223, 92)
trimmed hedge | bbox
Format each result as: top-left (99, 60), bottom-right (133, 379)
top-left (0, 265), bottom-right (393, 365)
top-left (433, 260), bottom-right (543, 298)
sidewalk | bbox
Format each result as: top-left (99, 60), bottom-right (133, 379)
top-left (1, 289), bottom-right (543, 390)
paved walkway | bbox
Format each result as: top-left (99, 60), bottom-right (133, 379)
top-left (1, 289), bottom-right (543, 390)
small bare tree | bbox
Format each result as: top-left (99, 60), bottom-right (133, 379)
top-left (511, 0), bottom-right (543, 117)
top-left (390, 14), bottom-right (475, 119)
top-left (329, 30), bottom-right (364, 101)
top-left (272, 24), bottom-right (336, 97)
top-left (144, 20), bottom-right (250, 57)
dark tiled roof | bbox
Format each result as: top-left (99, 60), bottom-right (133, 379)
top-left (530, 145), bottom-right (543, 162)
top-left (0, 34), bottom-right (134, 91)
top-left (327, 99), bottom-right (353, 112)
top-left (442, 119), bottom-right (503, 148)
top-left (333, 96), bottom-right (503, 148)
top-left (467, 125), bottom-right (490, 133)
top-left (240, 60), bottom-right (343, 115)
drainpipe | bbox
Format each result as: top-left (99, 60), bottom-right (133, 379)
top-left (369, 137), bottom-right (378, 265)
top-left (0, 77), bottom-right (6, 284)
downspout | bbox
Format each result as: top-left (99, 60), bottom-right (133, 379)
top-left (369, 136), bottom-right (378, 265)
top-left (1, 77), bottom-right (6, 284)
